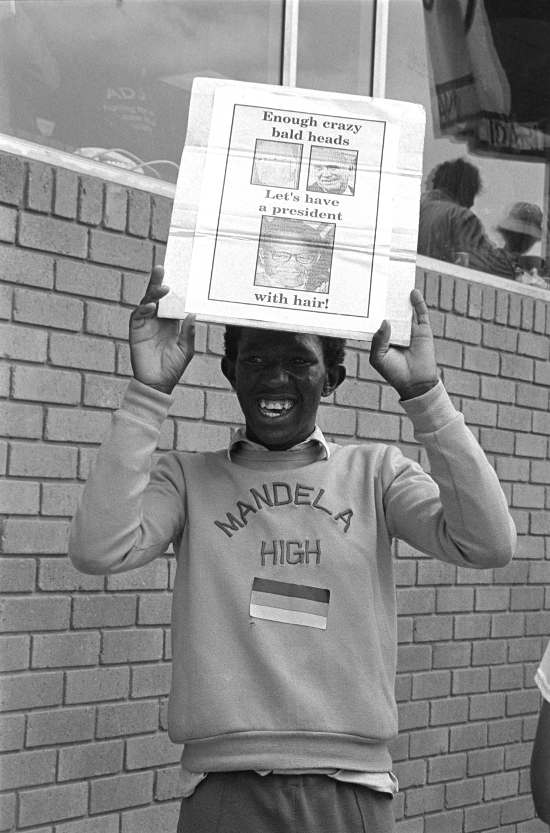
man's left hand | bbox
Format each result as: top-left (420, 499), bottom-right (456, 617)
top-left (370, 288), bottom-right (439, 400)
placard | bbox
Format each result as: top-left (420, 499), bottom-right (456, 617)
top-left (160, 78), bottom-right (425, 344)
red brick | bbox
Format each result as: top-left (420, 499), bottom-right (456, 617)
top-left (495, 457), bottom-right (530, 481)
top-left (0, 670), bottom-right (63, 711)
top-left (151, 194), bottom-right (172, 242)
top-left (0, 557), bottom-right (36, 592)
top-left (41, 482), bottom-right (84, 516)
top-left (38, 557), bottom-right (103, 591)
top-left (394, 758), bottom-right (427, 789)
top-left (101, 628), bottom-right (163, 663)
top-left (176, 420), bottom-right (231, 452)
top-left (155, 765), bottom-right (186, 800)
top-left (18, 781), bottom-right (88, 827)
top-left (409, 726), bottom-right (448, 758)
top-left (0, 246), bottom-right (54, 291)
top-left (472, 640), bottom-right (507, 666)
top-left (446, 777), bottom-right (483, 808)
top-left (45, 407), bottom-right (110, 443)
top-left (0, 204), bottom-right (16, 242)
top-left (128, 189), bottom-right (151, 237)
top-left (169, 385), bottom-right (205, 419)
top-left (0, 594), bottom-right (70, 631)
top-left (90, 770), bottom-right (153, 813)
top-left (55, 258), bottom-right (122, 300)
top-left (516, 381), bottom-right (548, 410)
top-left (126, 731), bottom-right (181, 768)
top-left (432, 642), bottom-right (471, 669)
top-left (525, 610), bottom-right (550, 635)
top-left (1, 748), bottom-right (56, 789)
top-left (0, 401), bottom-right (43, 438)
top-left (1, 519), bottom-right (70, 554)
top-left (397, 588), bottom-right (435, 615)
top-left (469, 692), bottom-right (506, 720)
top-left (484, 770), bottom-right (519, 801)
top-left (54, 167), bottom-right (79, 218)
top-left (423, 809), bottom-right (463, 833)
top-left (515, 433), bottom-right (547, 458)
top-left (96, 699), bottom-right (159, 738)
top-left (26, 705), bottom-right (95, 747)
top-left (490, 612), bottom-right (525, 638)
top-left (0, 713), bottom-right (25, 751)
top-left (90, 229), bottom-right (152, 271)
top-left (479, 427), bottom-right (515, 454)
top-left (72, 594), bottom-right (137, 628)
top-left (14, 287), bottom-right (84, 330)
top-left (498, 404), bottom-right (532, 432)
top-left (137, 593), bottom-right (172, 625)
top-left (19, 213), bottom-right (88, 257)
top-left (26, 161), bottom-right (53, 212)
top-left (131, 663), bottom-right (172, 698)
top-left (428, 751), bottom-right (466, 783)
top-left (488, 717), bottom-right (522, 746)
top-left (464, 801), bottom-right (503, 832)
top-left (357, 410), bottom-right (400, 441)
top-left (116, 341), bottom-right (132, 376)
top-left (0, 634), bottom-right (30, 671)
top-left (32, 631), bottom-right (100, 668)
top-left (1, 322), bottom-right (48, 360)
top-left (501, 795), bottom-right (539, 825)
top-left (78, 175), bottom-right (104, 225)
top-left (413, 614), bottom-right (453, 642)
top-left (9, 441), bottom-right (77, 478)
top-left (57, 815), bottom-right (119, 833)
top-left (518, 330), bottom-right (549, 359)
top-left (13, 365), bottom-right (82, 404)
top-left (104, 184), bottom-right (128, 231)
top-left (0, 283), bottom-right (11, 319)
top-left (0, 479), bottom-right (39, 514)
top-left (0, 153), bottom-right (25, 204)
top-left (121, 802), bottom-right (181, 833)
top-left (453, 667), bottom-right (489, 694)
top-left (441, 368), bottom-right (480, 397)
top-left (474, 587), bottom-right (510, 611)
top-left (535, 357), bottom-right (550, 385)
top-left (445, 316), bottom-right (481, 344)
top-left (513, 484), bottom-right (545, 508)
top-left (490, 664), bottom-right (523, 691)
top-left (49, 332), bottom-right (115, 371)
top-left (58, 739), bottom-right (123, 780)
top-left (65, 666), bottom-right (130, 704)
top-left (85, 300), bottom-right (129, 338)
top-left (449, 722), bottom-right (487, 752)
top-left (319, 404), bottom-right (356, 436)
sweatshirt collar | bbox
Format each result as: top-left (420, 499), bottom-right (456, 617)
top-left (228, 425), bottom-right (330, 461)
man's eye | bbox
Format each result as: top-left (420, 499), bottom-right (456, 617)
top-left (244, 356), bottom-right (263, 365)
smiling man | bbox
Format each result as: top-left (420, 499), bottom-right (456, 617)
top-left (69, 266), bottom-right (516, 833)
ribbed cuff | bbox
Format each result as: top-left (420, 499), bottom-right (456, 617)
top-left (120, 378), bottom-right (174, 431)
top-left (400, 379), bottom-right (458, 434)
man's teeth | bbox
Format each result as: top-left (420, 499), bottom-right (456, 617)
top-left (258, 399), bottom-right (294, 417)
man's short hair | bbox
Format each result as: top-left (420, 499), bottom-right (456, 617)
top-left (224, 326), bottom-right (346, 369)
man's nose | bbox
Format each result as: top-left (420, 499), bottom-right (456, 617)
top-left (263, 363), bottom-right (289, 386)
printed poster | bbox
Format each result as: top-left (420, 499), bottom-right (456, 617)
top-left (160, 79), bottom-right (425, 343)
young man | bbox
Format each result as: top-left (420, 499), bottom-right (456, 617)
top-left (69, 266), bottom-right (516, 833)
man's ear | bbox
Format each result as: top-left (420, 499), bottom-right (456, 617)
top-left (221, 356), bottom-right (236, 389)
top-left (322, 364), bottom-right (346, 397)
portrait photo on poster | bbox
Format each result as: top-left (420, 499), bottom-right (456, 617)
top-left (254, 217), bottom-right (335, 295)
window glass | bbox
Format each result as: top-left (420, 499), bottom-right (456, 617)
top-left (0, 0), bottom-right (283, 183)
top-left (386, 0), bottom-right (549, 289)
top-left (296, 0), bottom-right (375, 95)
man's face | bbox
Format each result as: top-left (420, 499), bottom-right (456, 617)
top-left (222, 329), bottom-right (335, 450)
top-left (260, 240), bottom-right (319, 289)
top-left (313, 163), bottom-right (350, 194)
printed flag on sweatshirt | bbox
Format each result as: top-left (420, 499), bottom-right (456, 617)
top-left (250, 577), bottom-right (330, 630)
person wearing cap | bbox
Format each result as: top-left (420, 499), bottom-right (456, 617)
top-left (417, 158), bottom-right (515, 279)
top-left (497, 202), bottom-right (547, 288)
top-left (531, 640), bottom-right (550, 823)
top-left (308, 150), bottom-right (356, 195)
top-left (255, 218), bottom-right (331, 292)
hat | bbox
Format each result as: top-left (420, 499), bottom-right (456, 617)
top-left (498, 202), bottom-right (543, 239)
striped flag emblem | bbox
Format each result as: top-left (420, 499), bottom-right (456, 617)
top-left (250, 577), bottom-right (330, 630)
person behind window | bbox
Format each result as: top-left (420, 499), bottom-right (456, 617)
top-left (417, 157), bottom-right (515, 279)
top-left (531, 640), bottom-right (550, 823)
top-left (497, 202), bottom-right (547, 289)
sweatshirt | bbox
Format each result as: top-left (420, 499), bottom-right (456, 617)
top-left (69, 379), bottom-right (516, 774)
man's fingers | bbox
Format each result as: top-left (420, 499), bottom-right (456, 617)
top-left (139, 265), bottom-right (167, 305)
top-left (410, 289), bottom-right (430, 326)
top-left (177, 314), bottom-right (196, 355)
top-left (369, 319), bottom-right (391, 366)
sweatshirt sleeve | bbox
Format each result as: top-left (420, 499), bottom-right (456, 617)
top-left (382, 380), bottom-right (516, 568)
top-left (68, 379), bottom-right (188, 574)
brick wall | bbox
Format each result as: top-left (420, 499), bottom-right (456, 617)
top-left (1, 149), bottom-right (549, 833)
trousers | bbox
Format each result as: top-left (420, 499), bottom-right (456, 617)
top-left (177, 771), bottom-right (395, 833)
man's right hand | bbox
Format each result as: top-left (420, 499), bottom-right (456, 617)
top-left (129, 266), bottom-right (195, 394)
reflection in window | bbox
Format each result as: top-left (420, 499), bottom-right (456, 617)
top-left (0, 0), bottom-right (283, 182)
top-left (386, 0), bottom-right (549, 289)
